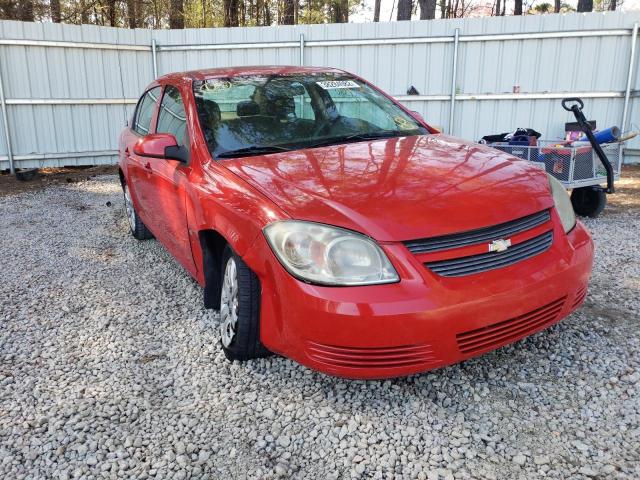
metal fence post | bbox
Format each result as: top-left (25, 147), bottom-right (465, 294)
top-left (621, 22), bottom-right (638, 136)
top-left (299, 33), bottom-right (305, 66)
top-left (151, 38), bottom-right (158, 79)
top-left (0, 53), bottom-right (14, 174)
top-left (619, 22), bottom-right (638, 165)
top-left (448, 28), bottom-right (460, 135)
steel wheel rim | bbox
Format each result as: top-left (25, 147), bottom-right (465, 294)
top-left (220, 258), bottom-right (239, 348)
top-left (123, 185), bottom-right (136, 232)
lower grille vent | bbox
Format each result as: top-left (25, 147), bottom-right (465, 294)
top-left (572, 285), bottom-right (588, 309)
top-left (306, 342), bottom-right (439, 369)
top-left (456, 296), bottom-right (566, 355)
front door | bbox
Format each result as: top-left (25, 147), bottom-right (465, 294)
top-left (145, 84), bottom-right (196, 275)
top-left (125, 86), bottom-right (161, 229)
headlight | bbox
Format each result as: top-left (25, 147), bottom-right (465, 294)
top-left (547, 174), bottom-right (576, 233)
top-left (264, 221), bottom-right (399, 286)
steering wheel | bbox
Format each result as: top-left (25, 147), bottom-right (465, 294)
top-left (312, 116), bottom-right (340, 138)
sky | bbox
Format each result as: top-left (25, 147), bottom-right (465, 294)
top-left (351, 0), bottom-right (640, 22)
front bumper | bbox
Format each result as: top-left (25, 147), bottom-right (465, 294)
top-left (248, 218), bottom-right (594, 379)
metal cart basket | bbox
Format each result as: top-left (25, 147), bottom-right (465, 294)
top-left (488, 98), bottom-right (621, 218)
top-left (491, 141), bottom-right (622, 189)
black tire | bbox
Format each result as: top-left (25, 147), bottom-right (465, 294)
top-left (123, 183), bottom-right (154, 240)
top-left (570, 186), bottom-right (607, 218)
top-left (219, 246), bottom-right (270, 361)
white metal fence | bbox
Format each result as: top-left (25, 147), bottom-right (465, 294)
top-left (0, 11), bottom-right (638, 172)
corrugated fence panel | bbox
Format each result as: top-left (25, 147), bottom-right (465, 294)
top-left (0, 19), bottom-right (153, 168)
top-left (0, 11), bottom-right (638, 170)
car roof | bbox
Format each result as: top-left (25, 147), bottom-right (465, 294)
top-left (157, 66), bottom-right (347, 83)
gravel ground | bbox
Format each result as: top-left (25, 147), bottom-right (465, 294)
top-left (0, 175), bottom-right (639, 480)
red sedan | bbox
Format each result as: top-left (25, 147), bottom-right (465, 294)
top-left (118, 66), bottom-right (593, 379)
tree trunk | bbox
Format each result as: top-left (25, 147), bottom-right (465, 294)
top-left (514, 0), bottom-right (522, 14)
top-left (332, 0), bottom-right (348, 22)
top-left (281, 0), bottom-right (294, 23)
top-left (126, 0), bottom-right (136, 27)
top-left (0, 0), bottom-right (14, 20)
top-left (80, 0), bottom-right (89, 23)
top-left (19, 0), bottom-right (34, 21)
top-left (255, 0), bottom-right (262, 24)
top-left (223, 0), bottom-right (239, 26)
top-left (170, 0), bottom-right (185, 28)
top-left (554, 0), bottom-right (560, 12)
top-left (106, 0), bottom-right (117, 26)
top-left (230, 0), bottom-right (239, 25)
top-left (51, 0), bottom-right (61, 22)
top-left (264, 0), bottom-right (271, 24)
top-left (373, 0), bottom-right (381, 21)
top-left (223, 0), bottom-right (231, 25)
top-left (608, 0), bottom-right (616, 10)
top-left (418, 0), bottom-right (436, 19)
top-left (577, 0), bottom-right (592, 11)
top-left (396, 0), bottom-right (412, 20)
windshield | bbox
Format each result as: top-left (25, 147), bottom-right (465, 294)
top-left (192, 73), bottom-right (428, 159)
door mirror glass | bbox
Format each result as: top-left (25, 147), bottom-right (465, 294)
top-left (133, 133), bottom-right (187, 163)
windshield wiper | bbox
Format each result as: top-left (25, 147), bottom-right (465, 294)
top-left (305, 130), bottom-right (406, 149)
top-left (217, 145), bottom-right (292, 159)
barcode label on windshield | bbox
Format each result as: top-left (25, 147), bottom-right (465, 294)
top-left (316, 80), bottom-right (359, 90)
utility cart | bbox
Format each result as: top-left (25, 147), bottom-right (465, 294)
top-left (490, 98), bottom-right (622, 218)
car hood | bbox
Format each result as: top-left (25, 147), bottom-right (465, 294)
top-left (222, 134), bottom-right (554, 242)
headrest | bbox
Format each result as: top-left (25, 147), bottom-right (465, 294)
top-left (195, 97), bottom-right (221, 123)
top-left (237, 100), bottom-right (260, 117)
top-left (265, 95), bottom-right (295, 119)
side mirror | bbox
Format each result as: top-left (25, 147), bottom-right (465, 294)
top-left (133, 133), bottom-right (189, 163)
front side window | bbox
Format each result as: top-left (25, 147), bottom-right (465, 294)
top-left (133, 87), bottom-right (160, 135)
top-left (193, 73), bottom-right (428, 159)
top-left (156, 85), bottom-right (188, 148)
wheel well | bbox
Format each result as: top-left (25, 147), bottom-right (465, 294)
top-left (199, 230), bottom-right (228, 310)
top-left (118, 168), bottom-right (126, 188)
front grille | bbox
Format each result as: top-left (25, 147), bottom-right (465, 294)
top-left (403, 209), bottom-right (550, 254)
top-left (572, 284), bottom-right (588, 309)
top-left (305, 341), bottom-right (439, 369)
top-left (425, 231), bottom-right (553, 277)
top-left (456, 296), bottom-right (566, 354)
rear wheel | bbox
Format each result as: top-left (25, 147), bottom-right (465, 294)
top-left (570, 186), bottom-right (607, 218)
top-left (123, 183), bottom-right (153, 240)
top-left (219, 246), bottom-right (269, 361)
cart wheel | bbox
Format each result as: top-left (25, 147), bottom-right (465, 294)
top-left (570, 186), bottom-right (607, 218)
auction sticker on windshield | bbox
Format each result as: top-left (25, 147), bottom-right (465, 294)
top-left (316, 80), bottom-right (360, 90)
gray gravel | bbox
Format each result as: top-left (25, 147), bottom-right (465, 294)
top-left (0, 175), bottom-right (639, 480)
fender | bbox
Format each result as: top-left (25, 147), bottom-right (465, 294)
top-left (186, 159), bottom-right (290, 286)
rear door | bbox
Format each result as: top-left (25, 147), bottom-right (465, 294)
top-left (125, 86), bottom-right (161, 228)
top-left (144, 84), bottom-right (196, 274)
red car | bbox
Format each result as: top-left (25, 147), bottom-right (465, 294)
top-left (118, 66), bottom-right (593, 379)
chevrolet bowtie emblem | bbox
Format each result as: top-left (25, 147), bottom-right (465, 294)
top-left (488, 239), bottom-right (511, 253)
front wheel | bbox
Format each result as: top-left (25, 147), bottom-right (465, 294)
top-left (219, 246), bottom-right (270, 361)
top-left (571, 186), bottom-right (607, 218)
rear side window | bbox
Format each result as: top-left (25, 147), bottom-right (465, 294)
top-left (133, 87), bottom-right (160, 135)
top-left (156, 85), bottom-right (188, 148)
